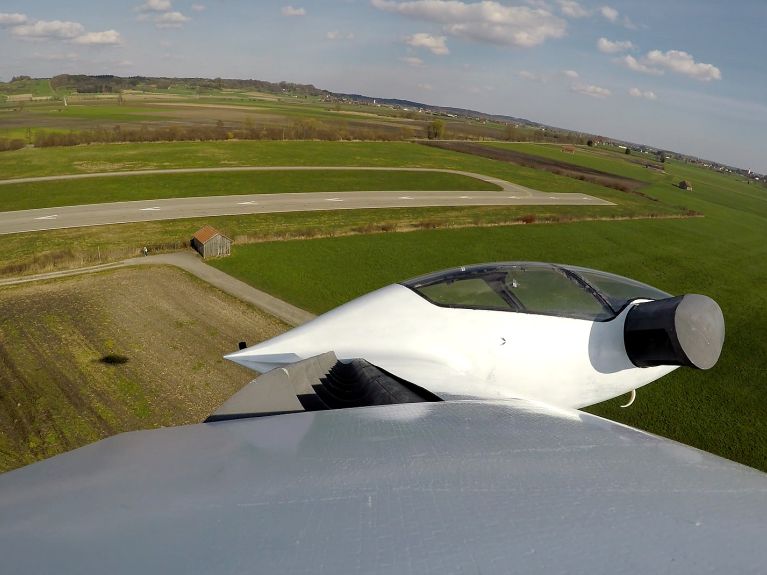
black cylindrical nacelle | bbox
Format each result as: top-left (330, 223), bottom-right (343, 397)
top-left (624, 294), bottom-right (725, 369)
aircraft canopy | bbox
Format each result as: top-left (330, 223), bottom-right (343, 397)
top-left (402, 262), bottom-right (670, 321)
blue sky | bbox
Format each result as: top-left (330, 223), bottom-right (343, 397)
top-left (1, 1), bottom-right (765, 172)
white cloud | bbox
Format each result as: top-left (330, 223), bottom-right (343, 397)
top-left (372, 0), bottom-right (567, 48)
top-left (12, 20), bottom-right (85, 40)
top-left (400, 56), bottom-right (424, 67)
top-left (405, 32), bottom-right (449, 55)
top-left (645, 49), bottom-right (721, 81)
top-left (617, 50), bottom-right (721, 81)
top-left (618, 54), bottom-right (663, 75)
top-left (6, 16), bottom-right (124, 46)
top-left (139, 0), bottom-right (173, 11)
top-left (135, 0), bottom-right (191, 28)
top-left (282, 6), bottom-right (306, 17)
top-left (571, 83), bottom-right (611, 98)
top-left (417, 83), bottom-right (433, 90)
top-left (557, 0), bottom-right (588, 18)
top-left (0, 13), bottom-right (27, 25)
top-left (600, 5), bottom-right (618, 22)
top-left (597, 37), bottom-right (634, 53)
top-left (155, 11), bottom-right (190, 28)
top-left (629, 87), bottom-right (657, 100)
top-left (563, 69), bottom-right (579, 78)
top-left (73, 30), bottom-right (122, 45)
top-left (600, 5), bottom-right (635, 28)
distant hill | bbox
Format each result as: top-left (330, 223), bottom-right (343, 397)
top-left (335, 92), bottom-right (537, 127)
top-left (46, 74), bottom-right (329, 97)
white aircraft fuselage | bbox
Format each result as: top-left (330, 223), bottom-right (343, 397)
top-left (227, 263), bottom-right (724, 409)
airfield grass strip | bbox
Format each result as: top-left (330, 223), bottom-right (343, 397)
top-left (0, 204), bottom-right (697, 279)
top-left (0, 170), bottom-right (498, 212)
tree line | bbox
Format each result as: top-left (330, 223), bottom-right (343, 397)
top-left (28, 119), bottom-right (414, 148)
top-left (48, 74), bottom-right (328, 96)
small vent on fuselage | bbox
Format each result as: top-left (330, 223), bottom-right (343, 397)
top-left (300, 359), bottom-right (441, 411)
top-left (206, 353), bottom-right (440, 423)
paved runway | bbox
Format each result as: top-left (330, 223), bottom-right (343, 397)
top-left (0, 167), bottom-right (614, 235)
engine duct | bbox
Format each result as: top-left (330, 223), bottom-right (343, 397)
top-left (623, 294), bottom-right (725, 369)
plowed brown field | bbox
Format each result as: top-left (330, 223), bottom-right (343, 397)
top-left (0, 266), bottom-right (287, 472)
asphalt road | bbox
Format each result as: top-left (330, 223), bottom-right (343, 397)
top-left (0, 167), bottom-right (613, 235)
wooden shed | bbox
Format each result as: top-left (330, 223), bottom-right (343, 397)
top-left (191, 226), bottom-right (232, 258)
top-left (679, 180), bottom-right (693, 191)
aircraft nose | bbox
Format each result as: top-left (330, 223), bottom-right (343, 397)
top-left (623, 294), bottom-right (725, 369)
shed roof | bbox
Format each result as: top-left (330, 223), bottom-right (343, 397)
top-left (193, 225), bottom-right (231, 244)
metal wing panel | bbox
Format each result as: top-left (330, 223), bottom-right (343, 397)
top-left (1, 400), bottom-right (766, 574)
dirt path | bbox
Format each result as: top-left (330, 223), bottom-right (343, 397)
top-left (0, 251), bottom-right (316, 327)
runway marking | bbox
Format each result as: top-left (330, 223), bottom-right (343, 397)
top-left (399, 196), bottom-right (414, 200)
top-left (459, 196), bottom-right (472, 199)
top-left (34, 214), bottom-right (58, 220)
top-left (237, 201), bottom-right (258, 205)
top-left (325, 198), bottom-right (343, 202)
top-left (140, 207), bottom-right (161, 211)
top-left (508, 196), bottom-right (519, 199)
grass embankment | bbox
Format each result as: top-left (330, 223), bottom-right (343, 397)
top-left (0, 141), bottom-right (695, 277)
top-left (0, 170), bottom-right (498, 212)
top-left (0, 266), bottom-right (287, 472)
top-left (209, 158), bottom-right (767, 472)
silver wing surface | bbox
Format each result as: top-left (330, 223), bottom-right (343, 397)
top-left (1, 386), bottom-right (766, 574)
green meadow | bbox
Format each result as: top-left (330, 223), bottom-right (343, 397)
top-left (0, 140), bottom-right (687, 218)
top-left (0, 141), bottom-right (695, 276)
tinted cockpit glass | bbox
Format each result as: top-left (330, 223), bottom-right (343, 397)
top-left (566, 267), bottom-right (671, 313)
top-left (419, 278), bottom-right (514, 310)
top-left (402, 262), bottom-right (670, 321)
top-left (502, 267), bottom-right (610, 320)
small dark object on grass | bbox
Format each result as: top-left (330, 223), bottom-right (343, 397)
top-left (99, 354), bottom-right (129, 365)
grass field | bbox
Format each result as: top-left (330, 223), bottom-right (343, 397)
top-left (0, 266), bottom-right (287, 472)
top-left (0, 140), bottom-right (568, 178)
top-left (209, 155), bottom-right (767, 471)
top-left (0, 141), bottom-right (694, 277)
top-left (0, 170), bottom-right (499, 211)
